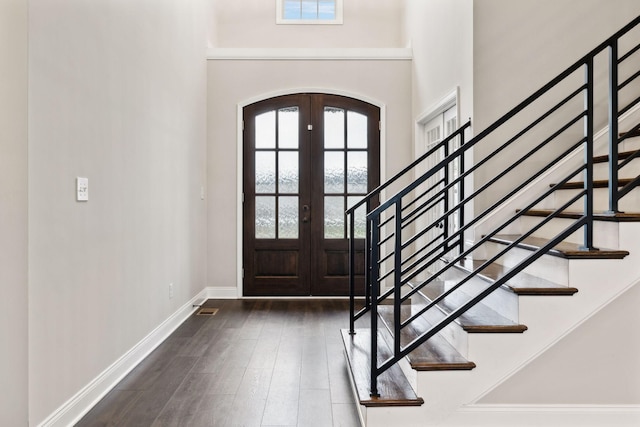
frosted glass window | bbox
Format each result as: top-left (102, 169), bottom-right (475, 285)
top-left (279, 107), bottom-right (299, 149)
top-left (347, 196), bottom-right (366, 239)
top-left (278, 196), bottom-right (299, 238)
top-left (324, 152), bottom-right (344, 193)
top-left (256, 196), bottom-right (276, 238)
top-left (347, 152), bottom-right (367, 193)
top-left (255, 152), bottom-right (276, 193)
top-left (255, 111), bottom-right (276, 149)
top-left (279, 0), bottom-right (342, 24)
top-left (347, 111), bottom-right (367, 148)
top-left (324, 107), bottom-right (345, 148)
top-left (325, 196), bottom-right (345, 239)
top-left (278, 151), bottom-right (299, 194)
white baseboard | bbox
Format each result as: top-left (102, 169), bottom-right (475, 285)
top-left (451, 404), bottom-right (640, 426)
top-left (38, 289), bottom-right (209, 427)
top-left (204, 286), bottom-right (239, 299)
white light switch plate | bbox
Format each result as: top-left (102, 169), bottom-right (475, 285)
top-left (77, 177), bottom-right (89, 201)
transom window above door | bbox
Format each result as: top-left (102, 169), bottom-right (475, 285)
top-left (276, 0), bottom-right (343, 25)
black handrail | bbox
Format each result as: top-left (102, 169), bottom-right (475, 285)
top-left (347, 15), bottom-right (640, 397)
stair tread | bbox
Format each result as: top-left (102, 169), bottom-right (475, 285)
top-left (519, 209), bottom-right (640, 222)
top-left (455, 259), bottom-right (578, 295)
top-left (553, 178), bottom-right (633, 189)
top-left (377, 305), bottom-right (476, 371)
top-left (414, 283), bottom-right (528, 333)
top-left (593, 150), bottom-right (640, 163)
top-left (489, 234), bottom-right (629, 259)
top-left (621, 127), bottom-right (640, 138)
top-left (341, 329), bottom-right (424, 407)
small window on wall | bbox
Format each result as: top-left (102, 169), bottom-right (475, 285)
top-left (277, 0), bottom-right (343, 25)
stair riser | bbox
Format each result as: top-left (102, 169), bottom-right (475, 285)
top-left (442, 270), bottom-right (520, 323)
top-left (592, 156), bottom-right (640, 180)
top-left (377, 320), bottom-right (419, 391)
top-left (620, 135), bottom-right (640, 152)
top-left (410, 294), bottom-right (469, 357)
top-left (480, 241), bottom-right (570, 286)
top-left (519, 216), bottom-right (620, 249)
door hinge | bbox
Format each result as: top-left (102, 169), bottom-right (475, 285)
top-left (242, 192), bottom-right (245, 203)
top-left (242, 120), bottom-right (245, 131)
top-left (307, 124), bottom-right (313, 131)
top-left (379, 121), bottom-right (381, 131)
top-left (242, 268), bottom-right (245, 278)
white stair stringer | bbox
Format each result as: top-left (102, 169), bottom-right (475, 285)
top-left (357, 222), bottom-right (640, 427)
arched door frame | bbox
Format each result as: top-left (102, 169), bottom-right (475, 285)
top-left (235, 88), bottom-right (387, 297)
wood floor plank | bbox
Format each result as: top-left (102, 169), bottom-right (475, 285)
top-left (77, 299), bottom-right (361, 427)
top-left (298, 389), bottom-right (334, 427)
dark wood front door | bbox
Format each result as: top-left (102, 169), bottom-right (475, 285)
top-left (243, 94), bottom-right (380, 296)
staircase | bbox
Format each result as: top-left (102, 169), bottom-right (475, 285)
top-left (342, 16), bottom-right (640, 427)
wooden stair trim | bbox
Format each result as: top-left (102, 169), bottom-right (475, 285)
top-left (488, 234), bottom-right (629, 259)
top-left (416, 285), bottom-right (528, 333)
top-left (593, 150), bottom-right (639, 163)
top-left (553, 178), bottom-right (633, 189)
top-left (518, 209), bottom-right (640, 222)
top-left (621, 128), bottom-right (640, 139)
top-left (454, 259), bottom-right (578, 296)
top-left (341, 329), bottom-right (424, 407)
top-left (377, 305), bottom-right (476, 371)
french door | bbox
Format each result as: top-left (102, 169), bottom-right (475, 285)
top-left (417, 105), bottom-right (459, 274)
top-left (242, 94), bottom-right (380, 296)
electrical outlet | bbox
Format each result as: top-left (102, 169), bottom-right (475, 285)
top-left (169, 283), bottom-right (174, 299)
top-left (76, 177), bottom-right (88, 201)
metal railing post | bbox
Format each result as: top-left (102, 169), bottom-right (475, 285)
top-left (394, 202), bottom-right (402, 358)
top-left (365, 199), bottom-right (372, 310)
top-left (458, 131), bottom-right (466, 256)
top-left (582, 58), bottom-right (596, 250)
top-left (369, 215), bottom-right (381, 397)
top-left (608, 40), bottom-right (620, 214)
top-left (443, 140), bottom-right (450, 253)
top-left (349, 213), bottom-right (356, 334)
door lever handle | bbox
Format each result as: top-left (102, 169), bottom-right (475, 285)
top-left (302, 204), bottom-right (310, 223)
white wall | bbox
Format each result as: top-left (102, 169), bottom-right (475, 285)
top-left (0, 0), bottom-right (28, 425)
top-left (28, 0), bottom-right (208, 424)
top-left (472, 0), bottom-right (640, 212)
top-left (207, 59), bottom-right (412, 291)
top-left (404, 0), bottom-right (474, 127)
top-left (208, 0), bottom-right (404, 48)
top-left (480, 281), bottom-right (640, 404)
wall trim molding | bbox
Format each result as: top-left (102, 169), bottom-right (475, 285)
top-left (207, 47), bottom-right (412, 61)
top-left (204, 286), bottom-right (240, 299)
top-left (38, 289), bottom-right (208, 427)
top-left (460, 404), bottom-right (640, 413)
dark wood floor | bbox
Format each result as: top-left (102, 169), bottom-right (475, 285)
top-left (76, 299), bottom-right (362, 427)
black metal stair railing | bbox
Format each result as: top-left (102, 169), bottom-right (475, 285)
top-left (346, 15), bottom-right (640, 397)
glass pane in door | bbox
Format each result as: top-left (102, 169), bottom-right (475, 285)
top-left (324, 196), bottom-right (345, 238)
top-left (347, 151), bottom-right (367, 193)
top-left (324, 107), bottom-right (345, 148)
top-left (279, 107), bottom-right (299, 148)
top-left (324, 152), bottom-right (344, 193)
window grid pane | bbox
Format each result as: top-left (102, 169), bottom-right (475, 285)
top-left (324, 196), bottom-right (345, 239)
top-left (282, 0), bottom-right (337, 21)
top-left (256, 196), bottom-right (276, 238)
top-left (279, 196), bottom-right (299, 238)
